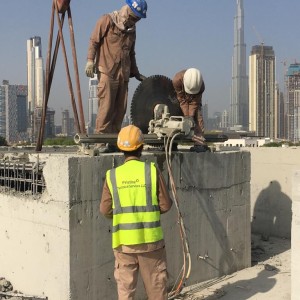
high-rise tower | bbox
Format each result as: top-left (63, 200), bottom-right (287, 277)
top-left (27, 36), bottom-right (45, 141)
top-left (27, 36), bottom-right (44, 112)
top-left (230, 0), bottom-right (249, 130)
top-left (0, 80), bottom-right (28, 144)
top-left (249, 45), bottom-right (276, 138)
top-left (286, 63), bottom-right (300, 142)
top-left (87, 76), bottom-right (99, 133)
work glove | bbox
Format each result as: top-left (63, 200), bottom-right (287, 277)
top-left (168, 91), bottom-right (178, 104)
top-left (85, 61), bottom-right (95, 78)
top-left (192, 134), bottom-right (206, 145)
top-left (135, 73), bottom-right (147, 82)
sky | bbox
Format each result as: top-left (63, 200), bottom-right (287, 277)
top-left (0, 0), bottom-right (299, 124)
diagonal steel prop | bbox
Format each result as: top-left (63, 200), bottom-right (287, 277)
top-left (36, 0), bottom-right (86, 151)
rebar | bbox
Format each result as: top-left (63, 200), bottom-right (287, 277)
top-left (0, 161), bottom-right (45, 195)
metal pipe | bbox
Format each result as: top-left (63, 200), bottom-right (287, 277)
top-left (74, 133), bottom-right (228, 145)
top-left (36, 1), bottom-right (56, 152)
top-left (54, 0), bottom-right (81, 133)
top-left (67, 6), bottom-right (86, 133)
top-left (48, 13), bottom-right (65, 92)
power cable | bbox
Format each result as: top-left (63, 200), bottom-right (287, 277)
top-left (164, 131), bottom-right (192, 299)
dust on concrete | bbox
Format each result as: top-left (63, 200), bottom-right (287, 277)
top-left (1, 234), bottom-right (291, 299)
top-left (177, 234), bottom-right (291, 300)
top-left (0, 277), bottom-right (46, 300)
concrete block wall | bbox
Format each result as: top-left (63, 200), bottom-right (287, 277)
top-left (292, 170), bottom-right (300, 300)
top-left (247, 148), bottom-right (300, 239)
top-left (0, 154), bottom-right (71, 300)
top-left (0, 151), bottom-right (251, 300)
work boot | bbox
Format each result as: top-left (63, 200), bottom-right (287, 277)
top-left (107, 144), bottom-right (119, 153)
top-left (190, 144), bottom-right (211, 153)
top-left (94, 143), bottom-right (118, 155)
top-left (97, 145), bottom-right (111, 154)
top-left (93, 143), bottom-right (109, 155)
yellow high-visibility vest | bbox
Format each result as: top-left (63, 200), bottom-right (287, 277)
top-left (106, 160), bottom-right (163, 248)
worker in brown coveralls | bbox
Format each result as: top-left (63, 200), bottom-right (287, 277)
top-left (172, 68), bottom-right (210, 152)
top-left (85, 0), bottom-right (147, 153)
top-left (100, 125), bottom-right (172, 299)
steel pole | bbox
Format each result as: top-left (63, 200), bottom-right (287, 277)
top-left (35, 1), bottom-right (56, 151)
top-left (74, 133), bottom-right (228, 145)
top-left (67, 7), bottom-right (86, 133)
top-left (54, 0), bottom-right (81, 134)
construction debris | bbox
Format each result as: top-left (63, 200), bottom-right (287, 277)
top-left (0, 278), bottom-right (47, 300)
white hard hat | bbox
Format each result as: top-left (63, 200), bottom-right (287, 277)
top-left (183, 68), bottom-right (203, 94)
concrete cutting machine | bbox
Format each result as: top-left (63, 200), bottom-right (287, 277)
top-left (74, 75), bottom-right (227, 147)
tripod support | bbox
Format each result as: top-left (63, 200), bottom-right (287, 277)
top-left (36, 0), bottom-right (85, 151)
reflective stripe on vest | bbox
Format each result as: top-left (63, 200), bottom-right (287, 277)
top-left (106, 160), bottom-right (163, 248)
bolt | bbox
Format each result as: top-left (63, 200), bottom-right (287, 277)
top-left (198, 253), bottom-right (209, 260)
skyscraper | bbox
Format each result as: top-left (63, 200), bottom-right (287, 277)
top-left (286, 63), bottom-right (300, 142)
top-left (27, 36), bottom-right (45, 141)
top-left (230, 0), bottom-right (249, 130)
top-left (60, 109), bottom-right (75, 137)
top-left (0, 80), bottom-right (28, 144)
top-left (275, 84), bottom-right (285, 139)
top-left (249, 45), bottom-right (276, 138)
top-left (221, 110), bottom-right (229, 130)
top-left (87, 76), bottom-right (98, 133)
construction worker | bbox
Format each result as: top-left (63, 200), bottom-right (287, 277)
top-left (100, 125), bottom-right (172, 299)
top-left (172, 68), bottom-right (210, 152)
top-left (85, 0), bottom-right (147, 153)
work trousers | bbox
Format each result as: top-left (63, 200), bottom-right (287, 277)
top-left (113, 247), bottom-right (168, 300)
top-left (179, 100), bottom-right (205, 145)
top-left (95, 72), bottom-right (128, 134)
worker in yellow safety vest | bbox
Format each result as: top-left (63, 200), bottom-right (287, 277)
top-left (100, 124), bottom-right (173, 300)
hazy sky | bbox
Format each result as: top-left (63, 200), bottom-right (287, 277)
top-left (0, 0), bottom-right (299, 124)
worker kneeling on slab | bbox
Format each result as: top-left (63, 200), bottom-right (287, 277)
top-left (100, 125), bottom-right (173, 299)
top-left (172, 68), bottom-right (210, 152)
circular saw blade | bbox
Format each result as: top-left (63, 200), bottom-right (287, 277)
top-left (130, 75), bottom-right (183, 133)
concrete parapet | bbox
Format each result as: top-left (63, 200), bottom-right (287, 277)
top-left (292, 170), bottom-right (300, 300)
top-left (0, 151), bottom-right (251, 299)
top-left (248, 147), bottom-right (300, 239)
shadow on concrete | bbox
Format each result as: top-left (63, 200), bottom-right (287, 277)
top-left (205, 269), bottom-right (278, 300)
top-left (251, 233), bottom-right (291, 267)
top-left (252, 180), bottom-right (292, 241)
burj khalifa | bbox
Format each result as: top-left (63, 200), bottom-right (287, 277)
top-left (230, 0), bottom-right (249, 130)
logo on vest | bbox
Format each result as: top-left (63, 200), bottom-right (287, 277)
top-left (119, 178), bottom-right (146, 189)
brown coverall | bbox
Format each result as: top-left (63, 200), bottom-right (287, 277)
top-left (172, 70), bottom-right (206, 145)
top-left (100, 157), bottom-right (173, 300)
top-left (87, 6), bottom-right (140, 134)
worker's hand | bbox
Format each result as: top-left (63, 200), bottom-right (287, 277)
top-left (85, 61), bottom-right (95, 78)
top-left (192, 135), bottom-right (206, 145)
top-left (168, 92), bottom-right (178, 104)
top-left (135, 73), bottom-right (147, 82)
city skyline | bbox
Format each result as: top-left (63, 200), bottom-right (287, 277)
top-left (0, 1), bottom-right (299, 123)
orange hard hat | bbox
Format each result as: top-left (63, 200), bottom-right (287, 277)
top-left (117, 125), bottom-right (144, 151)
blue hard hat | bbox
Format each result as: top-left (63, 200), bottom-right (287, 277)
top-left (126, 0), bottom-right (147, 18)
